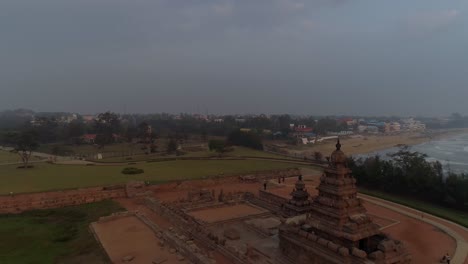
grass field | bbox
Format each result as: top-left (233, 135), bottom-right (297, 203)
top-left (0, 150), bottom-right (21, 163)
top-left (99, 146), bottom-right (293, 163)
top-left (360, 189), bottom-right (468, 228)
top-left (0, 200), bottom-right (123, 264)
top-left (37, 143), bottom-right (140, 156)
top-left (0, 150), bottom-right (41, 164)
top-left (0, 159), bottom-right (302, 194)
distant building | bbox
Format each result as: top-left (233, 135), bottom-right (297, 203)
top-left (81, 134), bottom-right (97, 144)
top-left (328, 131), bottom-right (354, 136)
top-left (357, 125), bottom-right (368, 133)
top-left (292, 125), bottom-right (314, 138)
top-left (82, 115), bottom-right (95, 123)
top-left (338, 118), bottom-right (357, 128)
top-left (401, 118), bottom-right (426, 131)
top-left (366, 126), bottom-right (379, 133)
top-left (384, 122), bottom-right (401, 133)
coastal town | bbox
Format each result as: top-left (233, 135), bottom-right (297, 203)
top-left (2, 0), bottom-right (468, 263)
top-left (1, 109), bottom-right (468, 263)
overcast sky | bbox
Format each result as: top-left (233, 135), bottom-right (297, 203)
top-left (1, 0), bottom-right (467, 116)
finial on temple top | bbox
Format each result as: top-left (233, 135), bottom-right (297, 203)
top-left (336, 138), bottom-right (341, 150)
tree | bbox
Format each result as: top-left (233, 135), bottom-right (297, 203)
top-left (349, 146), bottom-right (468, 211)
top-left (138, 122), bottom-right (151, 141)
top-left (315, 118), bottom-right (338, 135)
top-left (313, 151), bottom-right (323, 161)
top-left (209, 139), bottom-right (227, 156)
top-left (138, 122), bottom-right (157, 153)
top-left (31, 116), bottom-right (59, 143)
top-left (200, 129), bottom-right (208, 141)
top-left (167, 138), bottom-right (178, 154)
top-left (66, 119), bottom-right (85, 140)
top-left (7, 130), bottom-right (39, 168)
top-left (227, 130), bottom-right (263, 150)
top-left (94, 112), bottom-right (120, 147)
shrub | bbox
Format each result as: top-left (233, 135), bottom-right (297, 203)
top-left (227, 130), bottom-right (263, 150)
top-left (121, 167), bottom-right (144, 175)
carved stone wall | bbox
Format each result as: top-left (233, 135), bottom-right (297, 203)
top-left (1, 185), bottom-right (126, 214)
top-left (258, 190), bottom-right (289, 206)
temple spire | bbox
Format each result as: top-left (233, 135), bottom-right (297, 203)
top-left (336, 138), bottom-right (341, 150)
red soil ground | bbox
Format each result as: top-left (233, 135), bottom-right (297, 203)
top-left (365, 202), bottom-right (456, 264)
top-left (188, 204), bottom-right (267, 223)
top-left (111, 171), bottom-right (465, 264)
top-left (91, 216), bottom-right (184, 264)
top-left (116, 198), bottom-right (234, 264)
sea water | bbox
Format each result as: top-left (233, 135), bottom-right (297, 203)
top-left (357, 133), bottom-right (468, 174)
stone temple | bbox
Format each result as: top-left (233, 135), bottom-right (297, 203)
top-left (282, 174), bottom-right (313, 217)
top-left (279, 139), bottom-right (412, 263)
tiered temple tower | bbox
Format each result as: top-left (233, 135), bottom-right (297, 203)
top-left (282, 175), bottom-right (313, 216)
top-left (279, 139), bottom-right (411, 264)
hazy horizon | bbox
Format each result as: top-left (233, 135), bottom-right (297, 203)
top-left (1, 0), bottom-right (468, 116)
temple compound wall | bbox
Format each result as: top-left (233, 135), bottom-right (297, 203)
top-left (0, 168), bottom-right (300, 215)
top-left (0, 181), bottom-right (148, 214)
top-left (258, 189), bottom-right (289, 206)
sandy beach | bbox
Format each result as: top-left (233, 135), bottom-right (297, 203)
top-left (284, 128), bottom-right (468, 157)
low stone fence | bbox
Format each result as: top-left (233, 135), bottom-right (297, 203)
top-left (96, 211), bottom-right (135, 223)
top-left (239, 168), bottom-right (302, 182)
top-left (258, 189), bottom-right (289, 206)
top-left (0, 187), bottom-right (125, 214)
top-left (137, 213), bottom-right (216, 264)
top-left (149, 168), bottom-right (302, 193)
top-left (0, 181), bottom-right (148, 214)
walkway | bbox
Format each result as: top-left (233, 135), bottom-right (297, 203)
top-left (359, 194), bottom-right (468, 264)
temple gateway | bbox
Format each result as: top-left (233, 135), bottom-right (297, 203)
top-left (279, 139), bottom-right (411, 263)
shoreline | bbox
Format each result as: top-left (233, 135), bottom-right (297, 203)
top-left (354, 128), bottom-right (468, 156)
top-left (285, 128), bottom-right (468, 157)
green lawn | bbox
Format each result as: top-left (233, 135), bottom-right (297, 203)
top-left (0, 200), bottom-right (123, 264)
top-left (99, 146), bottom-right (293, 163)
top-left (0, 150), bottom-right (41, 164)
top-left (228, 146), bottom-right (293, 159)
top-left (0, 159), bottom-right (300, 194)
top-left (0, 150), bottom-right (21, 163)
top-left (360, 189), bottom-right (468, 228)
top-left (37, 143), bottom-right (140, 156)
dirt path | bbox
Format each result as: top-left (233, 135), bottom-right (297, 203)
top-left (54, 156), bottom-right (323, 167)
top-left (359, 194), bottom-right (468, 264)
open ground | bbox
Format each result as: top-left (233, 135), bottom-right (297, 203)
top-left (0, 159), bottom-right (304, 194)
top-left (110, 169), bottom-right (467, 264)
top-left (1, 141), bottom-right (468, 263)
